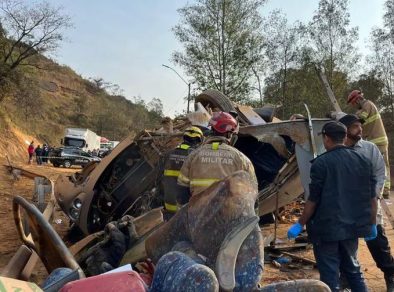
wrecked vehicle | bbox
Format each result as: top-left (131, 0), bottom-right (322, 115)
top-left (0, 191), bottom-right (329, 291)
top-left (54, 89), bottom-right (329, 235)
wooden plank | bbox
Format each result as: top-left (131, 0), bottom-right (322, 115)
top-left (269, 243), bottom-right (309, 251)
top-left (70, 232), bottom-right (104, 256)
top-left (120, 224), bottom-right (164, 265)
top-left (134, 208), bottom-right (163, 236)
top-left (237, 105), bottom-right (266, 125)
top-left (281, 251), bottom-right (316, 266)
top-left (6, 155), bottom-right (19, 180)
top-left (3, 165), bottom-right (45, 180)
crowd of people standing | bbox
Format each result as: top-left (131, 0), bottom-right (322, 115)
top-left (27, 141), bottom-right (50, 165)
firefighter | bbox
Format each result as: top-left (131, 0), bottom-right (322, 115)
top-left (177, 111), bottom-right (257, 198)
top-left (348, 89), bottom-right (391, 198)
top-left (161, 126), bottom-right (203, 220)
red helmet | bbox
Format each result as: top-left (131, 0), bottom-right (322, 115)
top-left (209, 111), bottom-right (238, 134)
top-left (347, 90), bottom-right (363, 104)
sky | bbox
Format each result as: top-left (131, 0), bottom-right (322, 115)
top-left (48, 0), bottom-right (386, 117)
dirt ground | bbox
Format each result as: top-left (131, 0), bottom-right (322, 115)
top-left (0, 158), bottom-right (393, 290)
top-left (0, 158), bottom-right (77, 284)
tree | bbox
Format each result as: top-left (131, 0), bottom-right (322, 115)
top-left (264, 65), bottom-right (349, 119)
top-left (173, 0), bottom-right (266, 103)
top-left (368, 2), bottom-right (394, 119)
top-left (383, 0), bottom-right (394, 43)
top-left (260, 10), bottom-right (301, 112)
top-left (147, 98), bottom-right (164, 116)
top-left (0, 0), bottom-right (71, 102)
top-left (349, 72), bottom-right (385, 106)
top-left (302, 0), bottom-right (359, 87)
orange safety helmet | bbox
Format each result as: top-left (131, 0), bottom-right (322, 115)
top-left (209, 111), bottom-right (238, 134)
top-left (347, 90), bottom-right (363, 105)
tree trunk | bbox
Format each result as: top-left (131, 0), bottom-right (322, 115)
top-left (282, 53), bottom-right (288, 118)
top-left (251, 66), bottom-right (263, 106)
top-left (221, 0), bottom-right (226, 94)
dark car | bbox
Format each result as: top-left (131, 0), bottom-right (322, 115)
top-left (49, 147), bottom-right (101, 168)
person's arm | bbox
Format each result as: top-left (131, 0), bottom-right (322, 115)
top-left (299, 200), bottom-right (317, 225)
top-left (177, 151), bottom-right (195, 204)
top-left (370, 197), bottom-right (377, 225)
top-left (369, 159), bottom-right (378, 224)
top-left (371, 144), bottom-right (386, 197)
top-left (356, 101), bottom-right (371, 121)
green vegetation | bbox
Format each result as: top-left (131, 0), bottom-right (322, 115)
top-left (0, 0), bottom-right (162, 146)
top-left (174, 0), bottom-right (394, 160)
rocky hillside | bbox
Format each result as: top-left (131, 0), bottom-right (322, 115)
top-left (0, 54), bottom-right (162, 158)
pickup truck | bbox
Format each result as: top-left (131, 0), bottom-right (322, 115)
top-left (49, 147), bottom-right (101, 168)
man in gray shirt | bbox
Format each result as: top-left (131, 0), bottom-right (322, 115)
top-left (339, 114), bottom-right (394, 291)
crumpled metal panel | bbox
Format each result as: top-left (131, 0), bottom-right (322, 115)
top-left (239, 118), bottom-right (329, 154)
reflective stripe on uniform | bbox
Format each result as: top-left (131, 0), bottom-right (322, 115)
top-left (178, 173), bottom-right (190, 184)
top-left (369, 136), bottom-right (388, 145)
top-left (363, 113), bottom-right (381, 126)
top-left (164, 170), bottom-right (180, 177)
top-left (165, 202), bottom-right (178, 212)
top-left (359, 111), bottom-right (368, 120)
top-left (190, 178), bottom-right (220, 187)
top-left (212, 142), bottom-right (219, 150)
top-left (178, 144), bottom-right (190, 150)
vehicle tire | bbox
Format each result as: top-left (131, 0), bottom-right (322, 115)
top-left (53, 162), bottom-right (60, 167)
top-left (195, 89), bottom-right (236, 112)
top-left (63, 160), bottom-right (72, 168)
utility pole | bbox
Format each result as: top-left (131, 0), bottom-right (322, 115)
top-left (162, 64), bottom-right (191, 113)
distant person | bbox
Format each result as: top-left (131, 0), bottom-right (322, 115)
top-left (35, 145), bottom-right (43, 166)
top-left (28, 141), bottom-right (34, 164)
top-left (348, 89), bottom-right (391, 198)
top-left (42, 144), bottom-right (49, 163)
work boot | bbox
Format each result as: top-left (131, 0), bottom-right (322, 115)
top-left (385, 273), bottom-right (394, 292)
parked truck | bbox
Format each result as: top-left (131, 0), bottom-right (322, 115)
top-left (62, 128), bottom-right (101, 152)
top-left (100, 140), bottom-right (119, 150)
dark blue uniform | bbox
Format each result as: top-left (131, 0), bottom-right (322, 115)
top-left (307, 146), bottom-right (377, 292)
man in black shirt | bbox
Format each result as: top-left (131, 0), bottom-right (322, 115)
top-left (288, 121), bottom-right (378, 292)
